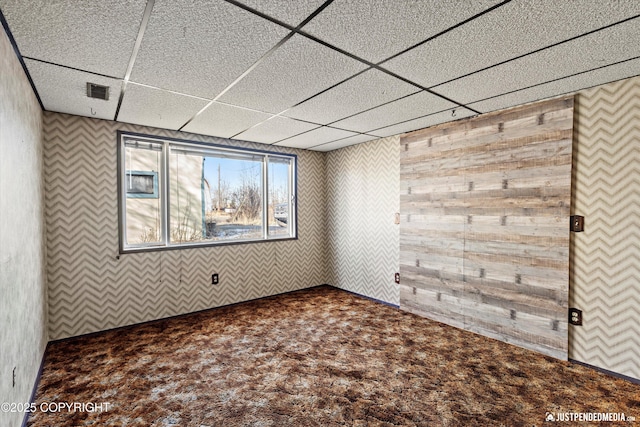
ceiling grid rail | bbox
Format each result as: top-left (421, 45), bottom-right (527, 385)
top-left (114, 0), bottom-right (156, 121)
top-left (2, 0), bottom-right (639, 150)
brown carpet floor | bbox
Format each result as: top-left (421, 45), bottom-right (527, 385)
top-left (27, 285), bottom-right (639, 426)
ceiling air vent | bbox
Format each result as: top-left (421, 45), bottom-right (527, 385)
top-left (86, 82), bottom-right (109, 101)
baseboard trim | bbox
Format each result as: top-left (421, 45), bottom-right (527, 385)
top-left (569, 358), bottom-right (640, 385)
top-left (49, 284), bottom-right (400, 345)
top-left (21, 342), bottom-right (48, 427)
top-left (328, 285), bottom-right (400, 309)
top-left (49, 284), bottom-right (330, 344)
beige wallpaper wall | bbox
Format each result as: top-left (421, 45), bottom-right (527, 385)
top-left (43, 112), bottom-right (327, 340)
top-left (325, 136), bottom-right (400, 305)
top-left (0, 25), bottom-right (47, 427)
top-left (571, 75), bottom-right (640, 380)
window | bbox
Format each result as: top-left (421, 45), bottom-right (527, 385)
top-left (125, 171), bottom-right (158, 198)
top-left (118, 132), bottom-right (296, 252)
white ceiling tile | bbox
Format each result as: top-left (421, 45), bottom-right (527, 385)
top-left (369, 108), bottom-right (476, 138)
top-left (182, 102), bottom-right (273, 139)
top-left (302, 0), bottom-right (501, 63)
top-left (5, 0), bottom-right (639, 140)
top-left (331, 91), bottom-right (457, 133)
top-left (218, 34), bottom-right (368, 113)
top-left (235, 116), bottom-right (319, 144)
top-left (311, 134), bottom-right (379, 152)
top-left (274, 126), bottom-right (357, 149)
top-left (1, 0), bottom-right (146, 77)
top-left (130, 0), bottom-right (289, 99)
top-left (117, 83), bottom-right (209, 130)
top-left (24, 59), bottom-right (122, 120)
top-left (468, 58), bottom-right (640, 114)
top-left (433, 18), bottom-right (640, 104)
top-left (233, 0), bottom-right (326, 27)
top-left (284, 69), bottom-right (419, 124)
top-left (384, 0), bottom-right (640, 88)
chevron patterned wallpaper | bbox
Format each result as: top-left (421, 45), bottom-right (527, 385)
top-left (325, 136), bottom-right (400, 305)
top-left (43, 112), bottom-right (327, 340)
top-left (571, 75), bottom-right (640, 381)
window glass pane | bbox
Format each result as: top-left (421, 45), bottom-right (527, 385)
top-left (120, 133), bottom-right (295, 251)
top-left (124, 141), bottom-right (163, 245)
top-left (170, 150), bottom-right (264, 244)
top-left (268, 158), bottom-right (291, 238)
top-left (168, 150), bottom-right (206, 243)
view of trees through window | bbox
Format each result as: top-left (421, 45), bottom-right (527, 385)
top-left (121, 135), bottom-right (295, 250)
top-left (200, 155), bottom-right (265, 242)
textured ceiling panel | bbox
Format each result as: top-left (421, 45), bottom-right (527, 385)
top-left (3, 0), bottom-right (640, 152)
top-left (118, 83), bottom-right (209, 130)
top-left (384, 0), bottom-right (640, 88)
top-left (284, 68), bottom-right (419, 124)
top-left (433, 18), bottom-right (640, 104)
top-left (24, 59), bottom-right (122, 120)
top-left (468, 58), bottom-right (640, 114)
top-left (130, 0), bottom-right (289, 99)
top-left (1, 0), bottom-right (146, 77)
top-left (233, 0), bottom-right (326, 27)
top-left (369, 108), bottom-right (476, 138)
top-left (235, 116), bottom-right (319, 144)
top-left (302, 0), bottom-right (501, 63)
top-left (274, 126), bottom-right (357, 149)
top-left (311, 134), bottom-right (379, 152)
top-left (331, 91), bottom-right (457, 133)
top-left (218, 34), bottom-right (368, 113)
top-left (182, 102), bottom-right (273, 139)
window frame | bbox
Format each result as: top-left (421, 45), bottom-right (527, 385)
top-left (117, 131), bottom-right (297, 253)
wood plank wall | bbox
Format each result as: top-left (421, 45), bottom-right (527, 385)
top-left (399, 97), bottom-right (573, 359)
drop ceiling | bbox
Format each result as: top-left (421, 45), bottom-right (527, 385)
top-left (1, 0), bottom-right (639, 151)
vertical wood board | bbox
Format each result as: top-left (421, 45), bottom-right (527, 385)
top-left (400, 97), bottom-right (573, 359)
